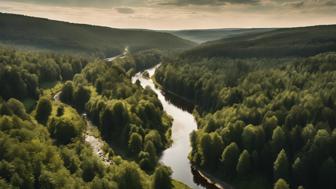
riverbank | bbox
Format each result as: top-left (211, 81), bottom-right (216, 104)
top-left (132, 67), bottom-right (235, 189)
top-left (151, 70), bottom-right (234, 189)
top-left (192, 166), bottom-right (234, 189)
top-left (173, 180), bottom-right (192, 189)
top-left (54, 88), bottom-right (191, 189)
top-left (151, 76), bottom-right (195, 112)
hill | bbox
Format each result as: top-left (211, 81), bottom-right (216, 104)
top-left (182, 25), bottom-right (336, 58)
top-left (0, 13), bottom-right (195, 57)
top-left (167, 28), bottom-right (272, 43)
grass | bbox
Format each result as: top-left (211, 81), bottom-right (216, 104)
top-left (172, 180), bottom-right (191, 189)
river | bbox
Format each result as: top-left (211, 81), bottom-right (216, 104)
top-left (132, 65), bottom-right (226, 189)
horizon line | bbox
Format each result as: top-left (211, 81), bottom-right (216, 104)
top-left (2, 11), bottom-right (336, 31)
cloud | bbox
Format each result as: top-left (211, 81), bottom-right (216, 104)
top-left (323, 0), bottom-right (336, 6)
top-left (8, 0), bottom-right (336, 9)
top-left (116, 7), bottom-right (135, 14)
top-left (9, 0), bottom-right (148, 7)
top-left (161, 0), bottom-right (260, 6)
top-left (271, 0), bottom-right (336, 9)
top-left (1, 0), bottom-right (335, 29)
top-left (281, 1), bottom-right (304, 8)
top-left (8, 0), bottom-right (269, 8)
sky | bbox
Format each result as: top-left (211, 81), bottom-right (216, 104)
top-left (0, 0), bottom-right (336, 30)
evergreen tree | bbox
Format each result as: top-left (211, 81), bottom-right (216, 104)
top-left (273, 149), bottom-right (289, 181)
top-left (128, 132), bottom-right (143, 155)
top-left (73, 86), bottom-right (90, 111)
top-left (151, 166), bottom-right (172, 189)
top-left (274, 178), bottom-right (290, 189)
top-left (60, 81), bottom-right (74, 104)
top-left (35, 97), bottom-right (52, 124)
top-left (271, 126), bottom-right (286, 156)
top-left (318, 157), bottom-right (336, 189)
top-left (221, 142), bottom-right (240, 177)
top-left (236, 150), bottom-right (252, 177)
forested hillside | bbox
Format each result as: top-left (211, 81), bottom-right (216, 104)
top-left (0, 46), bottom-right (188, 189)
top-left (0, 13), bottom-right (195, 57)
top-left (155, 53), bottom-right (336, 189)
top-left (182, 25), bottom-right (336, 58)
top-left (167, 28), bottom-right (272, 43)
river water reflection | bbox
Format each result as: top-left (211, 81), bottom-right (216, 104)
top-left (132, 65), bottom-right (208, 189)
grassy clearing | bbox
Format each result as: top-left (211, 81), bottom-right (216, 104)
top-left (172, 180), bottom-right (191, 189)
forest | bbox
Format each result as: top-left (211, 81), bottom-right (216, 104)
top-left (154, 52), bottom-right (336, 189)
top-left (0, 47), bottom-right (88, 101)
top-left (60, 50), bottom-right (172, 171)
top-left (0, 13), bottom-right (195, 56)
top-left (0, 46), bottom-right (187, 189)
top-left (1, 11), bottom-right (336, 189)
top-left (182, 25), bottom-right (336, 59)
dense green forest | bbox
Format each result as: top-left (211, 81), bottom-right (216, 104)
top-left (0, 47), bottom-right (88, 101)
top-left (2, 12), bottom-right (336, 189)
top-left (155, 52), bottom-right (336, 189)
top-left (114, 49), bottom-right (163, 76)
top-left (182, 25), bottom-right (336, 59)
top-left (0, 13), bottom-right (195, 56)
top-left (0, 46), bottom-right (188, 189)
top-left (59, 51), bottom-right (172, 171)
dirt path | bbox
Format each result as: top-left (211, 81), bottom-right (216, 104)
top-left (83, 117), bottom-right (112, 165)
top-left (53, 92), bottom-right (112, 165)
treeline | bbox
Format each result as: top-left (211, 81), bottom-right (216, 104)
top-left (155, 57), bottom-right (292, 112)
top-left (155, 57), bottom-right (254, 112)
top-left (0, 47), bottom-right (88, 100)
top-left (155, 53), bottom-right (336, 189)
top-left (112, 49), bottom-right (162, 76)
top-left (132, 49), bottom-right (162, 73)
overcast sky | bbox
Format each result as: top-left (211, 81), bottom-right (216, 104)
top-left (1, 0), bottom-right (336, 29)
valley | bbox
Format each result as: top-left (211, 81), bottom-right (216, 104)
top-left (0, 8), bottom-right (336, 189)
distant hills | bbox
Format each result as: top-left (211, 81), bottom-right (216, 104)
top-left (0, 13), bottom-right (195, 57)
top-left (166, 28), bottom-right (273, 43)
top-left (182, 25), bottom-right (336, 59)
top-left (2, 13), bottom-right (335, 59)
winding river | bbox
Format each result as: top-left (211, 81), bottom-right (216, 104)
top-left (132, 65), bottom-right (228, 189)
top-left (58, 50), bottom-right (228, 188)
